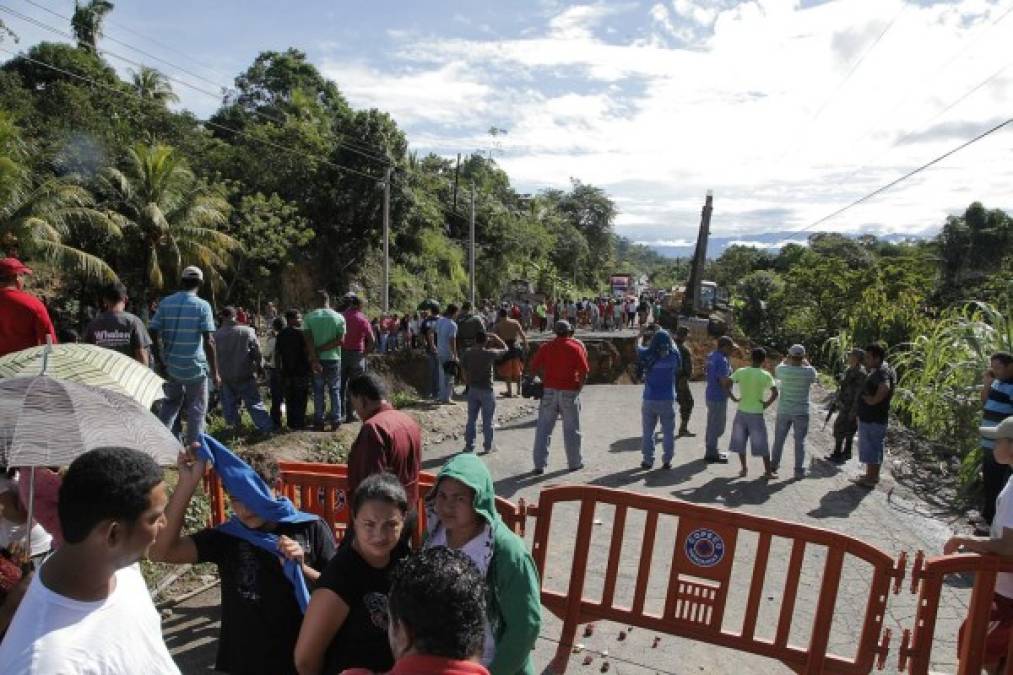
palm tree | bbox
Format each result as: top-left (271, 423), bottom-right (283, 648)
top-left (71, 0), bottom-right (114, 52)
top-left (0, 113), bottom-right (120, 280)
top-left (131, 66), bottom-right (179, 104)
top-left (98, 143), bottom-right (239, 302)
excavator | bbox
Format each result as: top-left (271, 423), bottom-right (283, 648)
top-left (658, 191), bottom-right (733, 337)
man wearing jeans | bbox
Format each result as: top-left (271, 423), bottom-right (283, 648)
top-left (530, 320), bottom-right (590, 474)
top-left (150, 266), bottom-right (220, 447)
top-left (704, 336), bottom-right (736, 464)
top-left (852, 342), bottom-right (896, 488)
top-left (460, 330), bottom-right (507, 453)
top-left (434, 304), bottom-right (459, 404)
top-left (303, 290), bottom-right (346, 430)
top-left (771, 344), bottom-right (818, 478)
top-left (214, 306), bottom-right (275, 436)
top-left (340, 293), bottom-right (374, 423)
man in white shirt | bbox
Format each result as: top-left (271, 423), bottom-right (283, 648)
top-left (0, 447), bottom-right (179, 674)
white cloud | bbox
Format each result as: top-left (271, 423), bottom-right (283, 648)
top-left (320, 61), bottom-right (492, 125)
top-left (327, 0), bottom-right (1013, 239)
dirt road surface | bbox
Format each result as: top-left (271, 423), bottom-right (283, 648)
top-left (162, 382), bottom-right (968, 674)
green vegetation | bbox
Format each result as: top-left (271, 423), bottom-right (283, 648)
top-left (0, 10), bottom-right (685, 324)
top-left (712, 223), bottom-right (1011, 491)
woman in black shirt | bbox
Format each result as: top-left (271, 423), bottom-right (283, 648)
top-left (294, 473), bottom-right (409, 675)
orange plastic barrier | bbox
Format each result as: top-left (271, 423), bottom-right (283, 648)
top-left (899, 551), bottom-right (1013, 674)
top-left (530, 484), bottom-right (907, 674)
top-left (203, 461), bottom-right (528, 542)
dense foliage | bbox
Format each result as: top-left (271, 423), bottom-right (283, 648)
top-left (0, 10), bottom-right (681, 320)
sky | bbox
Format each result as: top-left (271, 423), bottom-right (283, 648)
top-left (3, 0), bottom-right (1013, 248)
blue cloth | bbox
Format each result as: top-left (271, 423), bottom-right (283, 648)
top-left (638, 348), bottom-right (680, 401)
top-left (982, 379), bottom-right (1013, 451)
top-left (196, 434), bottom-right (317, 612)
top-left (149, 290), bottom-right (215, 382)
top-left (705, 351), bottom-right (732, 402)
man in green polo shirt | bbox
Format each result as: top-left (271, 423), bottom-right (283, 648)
top-left (725, 347), bottom-right (779, 478)
top-left (303, 290), bottom-right (346, 430)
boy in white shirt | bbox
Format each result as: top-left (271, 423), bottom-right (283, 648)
top-left (944, 417), bottom-right (1013, 673)
top-left (0, 447), bottom-right (179, 674)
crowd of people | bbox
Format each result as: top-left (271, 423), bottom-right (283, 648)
top-left (2, 254), bottom-right (1013, 672)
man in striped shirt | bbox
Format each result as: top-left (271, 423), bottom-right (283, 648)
top-left (980, 352), bottom-right (1013, 529)
top-left (150, 266), bottom-right (220, 447)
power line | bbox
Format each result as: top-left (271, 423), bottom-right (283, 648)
top-left (0, 44), bottom-right (386, 182)
top-left (794, 115), bottom-right (1013, 234)
top-left (777, 3), bottom-right (906, 164)
top-left (6, 0), bottom-right (392, 165)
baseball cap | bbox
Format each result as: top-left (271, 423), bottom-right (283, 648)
top-left (181, 266), bottom-right (204, 281)
top-left (981, 418), bottom-right (1013, 442)
top-left (554, 320), bottom-right (572, 335)
top-left (676, 325), bottom-right (690, 336)
top-left (849, 347), bottom-right (866, 359)
top-left (0, 257), bottom-right (32, 276)
top-left (788, 344), bottom-right (806, 357)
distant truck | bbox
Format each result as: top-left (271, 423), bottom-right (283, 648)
top-left (609, 273), bottom-right (637, 298)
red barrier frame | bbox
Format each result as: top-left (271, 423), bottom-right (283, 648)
top-left (530, 484), bottom-right (906, 674)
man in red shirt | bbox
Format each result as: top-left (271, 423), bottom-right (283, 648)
top-left (529, 320), bottom-right (590, 474)
top-left (0, 258), bottom-right (57, 357)
top-left (345, 372), bottom-right (422, 507)
top-left (340, 292), bottom-right (375, 423)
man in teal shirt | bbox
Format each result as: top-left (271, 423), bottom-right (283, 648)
top-left (303, 290), bottom-right (346, 430)
top-left (725, 347), bottom-right (778, 478)
top-left (771, 344), bottom-right (818, 479)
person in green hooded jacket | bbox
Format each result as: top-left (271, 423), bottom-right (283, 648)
top-left (424, 454), bottom-right (541, 675)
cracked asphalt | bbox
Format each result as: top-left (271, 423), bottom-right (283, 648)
top-left (163, 383), bottom-right (969, 674)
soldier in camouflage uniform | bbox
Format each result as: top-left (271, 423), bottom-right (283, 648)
top-left (827, 348), bottom-right (867, 463)
top-left (675, 326), bottom-right (695, 437)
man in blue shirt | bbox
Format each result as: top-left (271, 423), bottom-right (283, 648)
top-left (433, 304), bottom-right (459, 404)
top-left (150, 266), bottom-right (220, 447)
top-left (980, 352), bottom-right (1013, 529)
top-left (704, 335), bottom-right (736, 464)
top-left (638, 329), bottom-right (681, 470)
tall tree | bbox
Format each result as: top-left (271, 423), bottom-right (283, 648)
top-left (71, 0), bottom-right (115, 53)
top-left (0, 112), bottom-right (119, 279)
top-left (98, 143), bottom-right (237, 301)
top-left (130, 66), bottom-right (178, 104)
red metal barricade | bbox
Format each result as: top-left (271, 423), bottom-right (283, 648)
top-left (203, 461), bottom-right (527, 543)
top-left (898, 551), bottom-right (1013, 674)
top-left (530, 484), bottom-right (907, 674)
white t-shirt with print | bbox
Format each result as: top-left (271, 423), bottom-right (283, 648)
top-left (0, 562), bottom-right (180, 674)
top-left (993, 476), bottom-right (1013, 598)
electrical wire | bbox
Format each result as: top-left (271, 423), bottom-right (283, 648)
top-left (7, 0), bottom-right (393, 164)
top-left (0, 44), bottom-right (386, 182)
top-left (792, 115), bottom-right (1013, 235)
top-left (777, 3), bottom-right (906, 164)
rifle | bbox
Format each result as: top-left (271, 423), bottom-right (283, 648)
top-left (822, 401), bottom-right (837, 430)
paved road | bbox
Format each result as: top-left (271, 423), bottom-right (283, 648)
top-left (163, 383), bottom-right (967, 674)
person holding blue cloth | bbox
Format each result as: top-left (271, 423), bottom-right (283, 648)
top-left (637, 328), bottom-right (682, 470)
top-left (151, 437), bottom-right (337, 675)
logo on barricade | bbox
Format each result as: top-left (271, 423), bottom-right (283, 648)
top-left (685, 528), bottom-right (725, 567)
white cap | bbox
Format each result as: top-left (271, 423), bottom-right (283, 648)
top-left (981, 418), bottom-right (1013, 442)
top-left (181, 266), bottom-right (204, 281)
top-left (788, 344), bottom-right (806, 357)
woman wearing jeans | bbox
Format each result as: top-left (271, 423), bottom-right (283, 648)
top-left (637, 329), bottom-right (681, 470)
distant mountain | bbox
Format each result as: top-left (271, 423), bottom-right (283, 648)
top-left (636, 231), bottom-right (923, 259)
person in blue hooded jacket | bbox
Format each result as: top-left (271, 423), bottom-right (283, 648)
top-left (637, 328), bottom-right (682, 470)
top-left (423, 454), bottom-right (541, 675)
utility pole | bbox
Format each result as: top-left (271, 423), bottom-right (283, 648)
top-left (469, 183), bottom-right (476, 305)
top-left (383, 166), bottom-right (391, 313)
top-left (453, 153), bottom-right (461, 212)
top-left (681, 190), bottom-right (713, 317)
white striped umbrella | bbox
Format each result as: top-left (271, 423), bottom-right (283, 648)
top-left (0, 376), bottom-right (181, 557)
top-left (0, 344), bottom-right (165, 409)
top-left (0, 376), bottom-right (180, 468)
